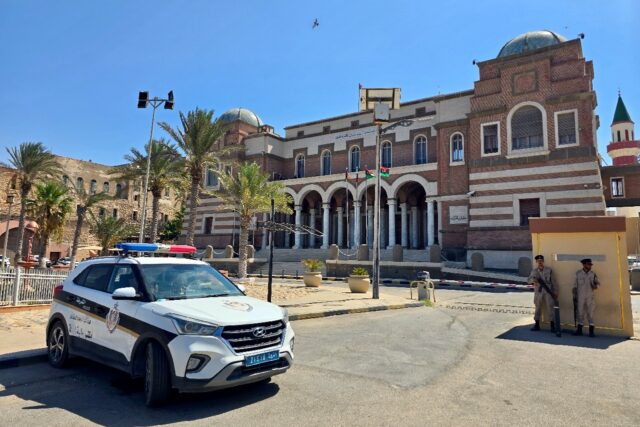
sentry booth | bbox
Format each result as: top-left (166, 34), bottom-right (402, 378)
top-left (529, 217), bottom-right (634, 338)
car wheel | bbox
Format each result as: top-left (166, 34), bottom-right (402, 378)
top-left (144, 341), bottom-right (171, 406)
top-left (48, 321), bottom-right (69, 368)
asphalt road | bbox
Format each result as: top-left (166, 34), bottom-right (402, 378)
top-left (1, 288), bottom-right (639, 426)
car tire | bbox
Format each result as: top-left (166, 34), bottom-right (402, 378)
top-left (144, 341), bottom-right (171, 406)
top-left (48, 321), bottom-right (69, 368)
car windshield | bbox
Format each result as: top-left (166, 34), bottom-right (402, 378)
top-left (139, 264), bottom-right (243, 300)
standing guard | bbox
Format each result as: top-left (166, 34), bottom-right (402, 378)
top-left (573, 258), bottom-right (600, 337)
top-left (528, 255), bottom-right (557, 332)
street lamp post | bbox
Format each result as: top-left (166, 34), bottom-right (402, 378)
top-left (137, 91), bottom-right (174, 243)
top-left (2, 193), bottom-right (16, 269)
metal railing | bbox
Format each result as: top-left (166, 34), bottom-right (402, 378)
top-left (0, 267), bottom-right (69, 307)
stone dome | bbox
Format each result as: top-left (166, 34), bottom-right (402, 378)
top-left (219, 108), bottom-right (263, 128)
top-left (497, 30), bottom-right (568, 58)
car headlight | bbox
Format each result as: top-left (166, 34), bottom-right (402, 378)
top-left (281, 307), bottom-right (289, 324)
top-left (166, 314), bottom-right (219, 335)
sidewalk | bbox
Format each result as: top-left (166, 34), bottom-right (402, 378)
top-left (0, 281), bottom-right (421, 367)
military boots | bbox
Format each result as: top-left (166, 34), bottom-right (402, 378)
top-left (531, 321), bottom-right (540, 331)
top-left (589, 325), bottom-right (595, 337)
top-left (572, 325), bottom-right (583, 336)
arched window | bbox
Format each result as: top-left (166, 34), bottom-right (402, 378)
top-left (415, 136), bottom-right (427, 164)
top-left (295, 154), bottom-right (305, 178)
top-left (381, 141), bottom-right (392, 168)
top-left (511, 105), bottom-right (544, 150)
top-left (205, 167), bottom-right (218, 187)
top-left (76, 177), bottom-right (84, 191)
top-left (62, 175), bottom-right (69, 186)
top-left (103, 182), bottom-right (109, 193)
top-left (115, 183), bottom-right (123, 198)
top-left (90, 179), bottom-right (97, 194)
top-left (349, 146), bottom-right (360, 172)
top-left (321, 150), bottom-right (331, 176)
top-left (617, 130), bottom-right (621, 142)
top-left (451, 133), bottom-right (464, 163)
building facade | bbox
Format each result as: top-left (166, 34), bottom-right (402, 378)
top-left (0, 155), bottom-right (180, 261)
top-left (189, 30), bottom-right (607, 268)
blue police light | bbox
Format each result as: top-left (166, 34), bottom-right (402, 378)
top-left (115, 243), bottom-right (196, 253)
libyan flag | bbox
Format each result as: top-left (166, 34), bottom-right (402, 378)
top-left (380, 166), bottom-right (390, 177)
top-left (365, 167), bottom-right (375, 180)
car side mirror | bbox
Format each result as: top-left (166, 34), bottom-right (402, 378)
top-left (112, 287), bottom-right (139, 300)
top-left (237, 284), bottom-right (246, 294)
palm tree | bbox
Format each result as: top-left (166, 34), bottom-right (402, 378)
top-left (1, 142), bottom-right (61, 263)
top-left (158, 108), bottom-right (231, 246)
top-left (26, 182), bottom-right (73, 268)
top-left (89, 216), bottom-right (136, 256)
top-left (69, 187), bottom-right (112, 269)
top-left (212, 162), bottom-right (292, 279)
top-left (112, 139), bottom-right (185, 243)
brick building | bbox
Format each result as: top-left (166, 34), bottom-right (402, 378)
top-left (0, 155), bottom-right (180, 261)
top-left (189, 30), bottom-right (607, 269)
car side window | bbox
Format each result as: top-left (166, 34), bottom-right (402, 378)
top-left (75, 264), bottom-right (114, 292)
top-left (108, 265), bottom-right (141, 294)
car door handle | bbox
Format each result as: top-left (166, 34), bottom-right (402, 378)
top-left (95, 307), bottom-right (108, 316)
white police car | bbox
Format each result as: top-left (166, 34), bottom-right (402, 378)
top-left (46, 243), bottom-right (294, 406)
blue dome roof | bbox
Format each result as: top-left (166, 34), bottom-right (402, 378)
top-left (498, 30), bottom-right (567, 58)
top-left (219, 108), bottom-right (263, 128)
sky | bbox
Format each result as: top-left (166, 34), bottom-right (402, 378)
top-left (0, 0), bottom-right (638, 166)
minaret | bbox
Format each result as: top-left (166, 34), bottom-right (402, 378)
top-left (607, 92), bottom-right (638, 165)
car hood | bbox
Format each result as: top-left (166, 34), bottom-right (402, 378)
top-left (147, 296), bottom-right (285, 326)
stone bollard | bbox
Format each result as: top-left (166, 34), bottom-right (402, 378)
top-left (204, 245), bottom-right (214, 259)
top-left (246, 245), bottom-right (255, 259)
top-left (392, 244), bottom-right (403, 262)
top-left (328, 244), bottom-right (339, 260)
top-left (357, 244), bottom-right (369, 261)
top-left (518, 257), bottom-right (532, 277)
top-left (428, 244), bottom-right (441, 263)
top-left (224, 245), bottom-right (234, 258)
top-left (471, 252), bottom-right (484, 272)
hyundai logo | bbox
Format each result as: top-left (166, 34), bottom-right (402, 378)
top-left (252, 327), bottom-right (266, 338)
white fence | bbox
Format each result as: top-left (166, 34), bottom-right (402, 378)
top-left (0, 267), bottom-right (69, 306)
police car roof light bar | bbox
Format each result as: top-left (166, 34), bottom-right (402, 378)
top-left (115, 243), bottom-right (197, 254)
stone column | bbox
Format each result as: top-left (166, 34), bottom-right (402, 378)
top-left (367, 206), bottom-right (374, 248)
top-left (336, 206), bottom-right (344, 248)
top-left (387, 199), bottom-right (396, 248)
top-left (309, 208), bottom-right (317, 248)
top-left (353, 201), bottom-right (361, 246)
top-left (293, 206), bottom-right (302, 249)
top-left (400, 202), bottom-right (408, 248)
top-left (322, 203), bottom-right (330, 249)
top-left (381, 208), bottom-right (387, 249)
top-left (423, 207), bottom-right (428, 248)
top-left (411, 206), bottom-right (419, 249)
top-left (427, 200), bottom-right (435, 247)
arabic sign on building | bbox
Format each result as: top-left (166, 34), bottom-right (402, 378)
top-left (450, 206), bottom-right (468, 224)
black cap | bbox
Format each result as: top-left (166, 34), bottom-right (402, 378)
top-left (580, 258), bottom-right (593, 264)
top-left (534, 255), bottom-right (544, 261)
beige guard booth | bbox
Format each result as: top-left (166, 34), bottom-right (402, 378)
top-left (529, 217), bottom-right (634, 338)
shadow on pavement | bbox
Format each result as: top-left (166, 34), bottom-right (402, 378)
top-left (496, 325), bottom-right (628, 349)
top-left (0, 358), bottom-right (281, 426)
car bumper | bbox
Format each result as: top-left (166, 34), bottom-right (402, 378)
top-left (167, 322), bottom-right (295, 392)
top-left (172, 351), bottom-right (293, 393)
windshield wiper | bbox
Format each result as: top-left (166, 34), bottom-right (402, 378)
top-left (200, 293), bottom-right (231, 298)
top-left (164, 296), bottom-right (188, 300)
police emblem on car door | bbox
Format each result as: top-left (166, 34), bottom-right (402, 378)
top-left (106, 303), bottom-right (120, 333)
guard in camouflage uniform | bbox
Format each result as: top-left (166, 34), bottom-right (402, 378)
top-left (528, 255), bottom-right (557, 332)
top-left (573, 258), bottom-right (600, 337)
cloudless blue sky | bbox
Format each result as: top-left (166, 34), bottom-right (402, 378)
top-left (1, 0), bottom-right (638, 165)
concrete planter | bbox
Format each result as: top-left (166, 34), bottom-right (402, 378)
top-left (348, 275), bottom-right (370, 293)
top-left (303, 272), bottom-right (322, 287)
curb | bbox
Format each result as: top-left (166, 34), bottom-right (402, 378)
top-left (289, 301), bottom-right (424, 321)
top-left (0, 348), bottom-right (47, 370)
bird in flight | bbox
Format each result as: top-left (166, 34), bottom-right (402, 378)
top-left (312, 18), bottom-right (319, 29)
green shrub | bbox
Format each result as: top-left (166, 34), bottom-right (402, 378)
top-left (302, 259), bottom-right (324, 272)
top-left (351, 267), bottom-right (369, 277)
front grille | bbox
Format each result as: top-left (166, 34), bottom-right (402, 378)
top-left (221, 320), bottom-right (285, 354)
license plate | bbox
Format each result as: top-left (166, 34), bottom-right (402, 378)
top-left (244, 350), bottom-right (280, 367)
